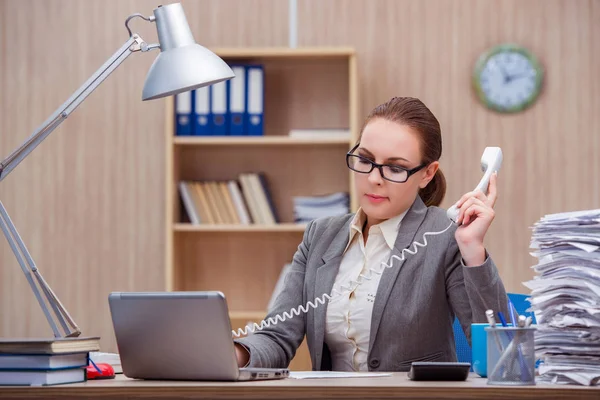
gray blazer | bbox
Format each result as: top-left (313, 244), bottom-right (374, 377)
top-left (235, 196), bottom-right (509, 371)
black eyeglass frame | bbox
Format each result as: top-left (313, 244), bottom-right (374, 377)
top-left (345, 143), bottom-right (427, 183)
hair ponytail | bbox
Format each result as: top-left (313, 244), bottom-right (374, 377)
top-left (419, 168), bottom-right (446, 207)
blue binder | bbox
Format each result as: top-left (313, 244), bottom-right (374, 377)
top-left (193, 86), bottom-right (210, 136)
top-left (227, 65), bottom-right (246, 135)
top-left (209, 80), bottom-right (228, 136)
top-left (175, 91), bottom-right (193, 136)
top-left (245, 65), bottom-right (264, 136)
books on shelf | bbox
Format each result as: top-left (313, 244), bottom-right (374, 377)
top-left (175, 63), bottom-right (264, 137)
top-left (0, 337), bottom-right (100, 386)
top-left (178, 172), bottom-right (277, 225)
top-left (293, 192), bottom-right (350, 223)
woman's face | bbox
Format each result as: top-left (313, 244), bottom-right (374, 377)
top-left (352, 118), bottom-right (438, 225)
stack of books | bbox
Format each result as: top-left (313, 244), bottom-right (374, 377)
top-left (179, 172), bottom-right (278, 225)
top-left (293, 192), bottom-right (350, 223)
top-left (524, 209), bottom-right (600, 386)
top-left (0, 336), bottom-right (100, 386)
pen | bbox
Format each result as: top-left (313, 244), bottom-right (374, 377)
top-left (89, 358), bottom-right (102, 374)
top-left (508, 299), bottom-right (518, 327)
top-left (485, 309), bottom-right (497, 327)
top-left (486, 310), bottom-right (504, 352)
top-left (497, 311), bottom-right (509, 327)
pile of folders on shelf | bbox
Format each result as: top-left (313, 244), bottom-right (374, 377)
top-left (175, 63), bottom-right (264, 136)
top-left (178, 172), bottom-right (277, 225)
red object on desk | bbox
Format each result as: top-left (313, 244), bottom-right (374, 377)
top-left (86, 363), bottom-right (115, 380)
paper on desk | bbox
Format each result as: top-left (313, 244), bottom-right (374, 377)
top-left (289, 371), bottom-right (391, 379)
top-left (90, 351), bottom-right (122, 374)
top-left (525, 209), bottom-right (600, 386)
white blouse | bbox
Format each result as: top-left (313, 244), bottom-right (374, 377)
top-left (324, 208), bottom-right (407, 371)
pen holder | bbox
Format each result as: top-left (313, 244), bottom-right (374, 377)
top-left (485, 327), bottom-right (536, 386)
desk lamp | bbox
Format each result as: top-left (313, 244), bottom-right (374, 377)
top-left (0, 3), bottom-right (234, 338)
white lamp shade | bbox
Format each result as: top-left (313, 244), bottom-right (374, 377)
top-left (142, 44), bottom-right (234, 101)
top-left (141, 3), bottom-right (234, 101)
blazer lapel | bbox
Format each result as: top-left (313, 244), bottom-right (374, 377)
top-left (369, 196), bottom-right (429, 351)
top-left (312, 222), bottom-right (350, 367)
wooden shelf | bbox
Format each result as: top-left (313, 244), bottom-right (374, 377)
top-left (173, 223), bottom-right (307, 233)
top-left (165, 48), bottom-right (358, 372)
top-left (173, 136), bottom-right (351, 146)
top-left (212, 47), bottom-right (355, 58)
top-left (229, 310), bottom-right (267, 321)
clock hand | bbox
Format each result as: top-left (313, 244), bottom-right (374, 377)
top-left (506, 72), bottom-right (531, 82)
top-left (499, 65), bottom-right (510, 83)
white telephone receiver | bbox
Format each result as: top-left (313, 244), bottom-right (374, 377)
top-left (446, 147), bottom-right (503, 224)
top-left (232, 146), bottom-right (504, 337)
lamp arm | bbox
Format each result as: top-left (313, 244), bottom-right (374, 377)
top-left (0, 34), bottom-right (145, 183)
top-left (0, 33), bottom-right (147, 338)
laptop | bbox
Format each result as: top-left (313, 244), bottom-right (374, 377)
top-left (108, 291), bottom-right (289, 381)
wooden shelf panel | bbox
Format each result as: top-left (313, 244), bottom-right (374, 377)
top-left (212, 47), bottom-right (355, 58)
top-left (174, 223), bottom-right (307, 233)
top-left (229, 311), bottom-right (267, 321)
top-left (173, 136), bottom-right (352, 146)
top-left (173, 232), bottom-right (301, 311)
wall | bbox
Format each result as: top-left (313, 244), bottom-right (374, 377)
top-left (298, 0), bottom-right (600, 292)
top-left (1, 0), bottom-right (598, 352)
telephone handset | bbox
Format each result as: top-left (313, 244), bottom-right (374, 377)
top-left (446, 147), bottom-right (503, 224)
top-left (232, 147), bottom-right (504, 338)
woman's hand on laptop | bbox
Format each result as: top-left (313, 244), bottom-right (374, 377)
top-left (234, 343), bottom-right (250, 368)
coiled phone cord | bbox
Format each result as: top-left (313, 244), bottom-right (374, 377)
top-left (231, 220), bottom-right (454, 338)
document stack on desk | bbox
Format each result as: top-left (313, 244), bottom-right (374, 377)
top-left (525, 209), bottom-right (600, 386)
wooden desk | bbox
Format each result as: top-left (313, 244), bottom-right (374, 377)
top-left (0, 372), bottom-right (600, 400)
top-left (0, 373), bottom-right (598, 399)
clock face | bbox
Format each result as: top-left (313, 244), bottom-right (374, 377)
top-left (473, 44), bottom-right (543, 113)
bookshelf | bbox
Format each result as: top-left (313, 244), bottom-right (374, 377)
top-left (165, 47), bottom-right (358, 370)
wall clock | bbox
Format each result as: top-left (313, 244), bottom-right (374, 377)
top-left (473, 44), bottom-right (543, 113)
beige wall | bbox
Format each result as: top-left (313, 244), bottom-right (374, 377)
top-left (1, 0), bottom-right (598, 352)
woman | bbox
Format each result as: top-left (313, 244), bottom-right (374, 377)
top-left (234, 97), bottom-right (508, 372)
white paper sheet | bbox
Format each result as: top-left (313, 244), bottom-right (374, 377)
top-left (289, 371), bottom-right (392, 379)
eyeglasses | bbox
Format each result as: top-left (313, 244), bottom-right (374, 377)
top-left (345, 143), bottom-right (427, 183)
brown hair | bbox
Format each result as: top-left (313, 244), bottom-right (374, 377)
top-left (357, 97), bottom-right (446, 207)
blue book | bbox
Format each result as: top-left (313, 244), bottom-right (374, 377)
top-left (193, 87), bottom-right (210, 136)
top-left (175, 91), bottom-right (193, 136)
top-left (227, 65), bottom-right (247, 135)
top-left (209, 81), bottom-right (228, 136)
top-left (245, 65), bottom-right (264, 136)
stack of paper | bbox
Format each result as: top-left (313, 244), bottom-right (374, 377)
top-left (89, 352), bottom-right (122, 374)
top-left (293, 192), bottom-right (350, 223)
top-left (524, 209), bottom-right (600, 386)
